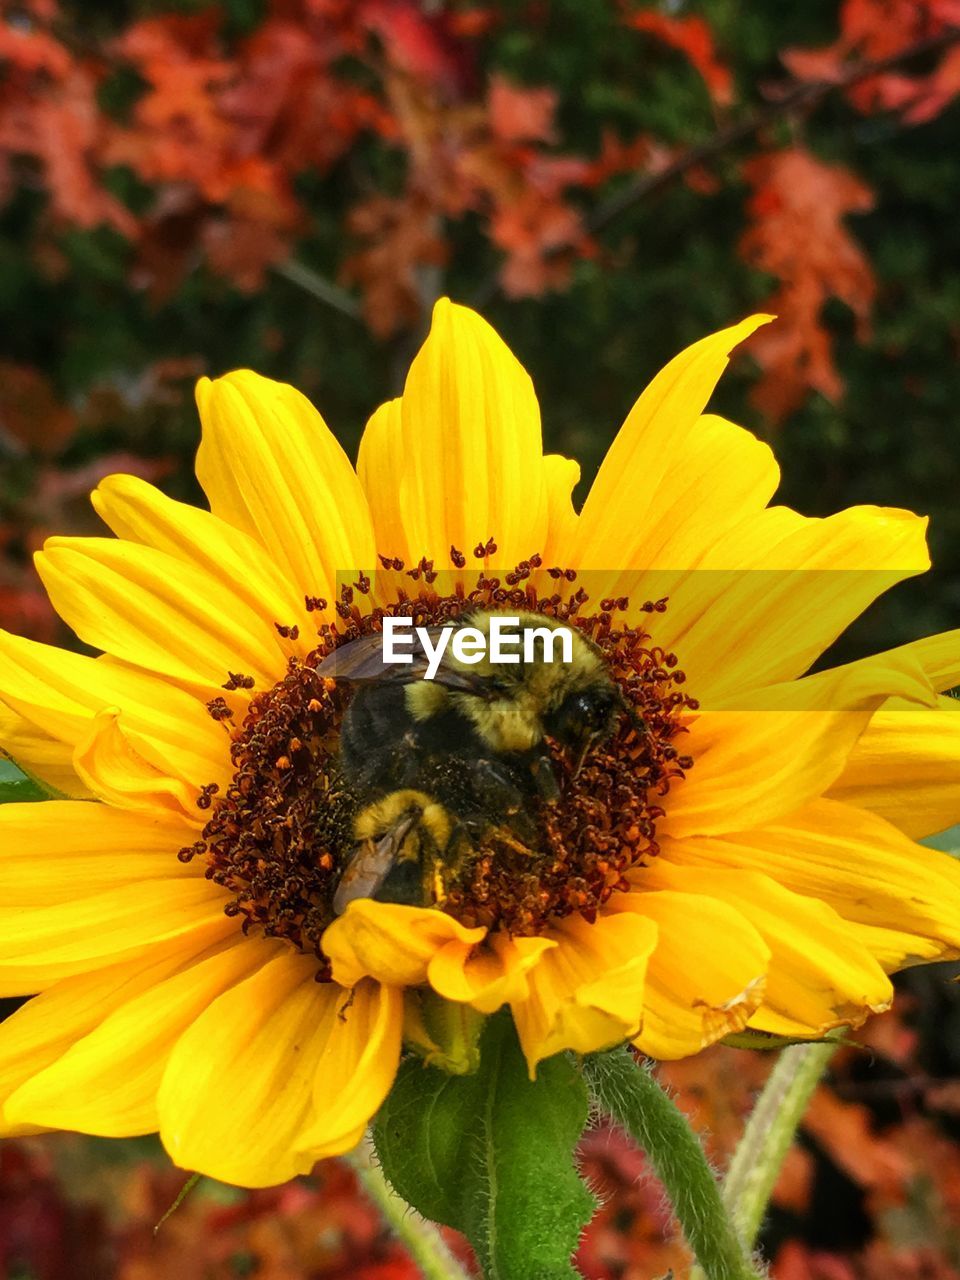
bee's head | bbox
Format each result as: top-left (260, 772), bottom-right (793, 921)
top-left (544, 680), bottom-right (623, 772)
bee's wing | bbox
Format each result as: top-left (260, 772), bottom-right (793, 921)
top-left (315, 632), bottom-right (418, 682)
top-left (315, 627), bottom-right (489, 694)
top-left (333, 812), bottom-right (419, 914)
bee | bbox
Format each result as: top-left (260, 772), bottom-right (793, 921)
top-left (316, 609), bottom-right (623, 914)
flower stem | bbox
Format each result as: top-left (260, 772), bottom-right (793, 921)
top-left (347, 1137), bottom-right (474, 1280)
top-left (721, 1041), bottom-right (836, 1246)
top-left (584, 1048), bottom-right (763, 1280)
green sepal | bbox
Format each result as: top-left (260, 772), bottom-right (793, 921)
top-left (0, 756), bottom-right (62, 803)
top-left (404, 988), bottom-right (486, 1075)
top-left (373, 1009), bottom-right (595, 1280)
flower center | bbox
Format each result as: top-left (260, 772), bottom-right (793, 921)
top-left (182, 551), bottom-right (697, 975)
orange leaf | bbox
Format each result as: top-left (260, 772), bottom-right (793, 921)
top-left (628, 10), bottom-right (734, 107)
top-left (739, 147), bottom-right (876, 422)
top-left (487, 74), bottom-right (558, 144)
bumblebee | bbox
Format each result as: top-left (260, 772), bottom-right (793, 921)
top-left (316, 610), bottom-right (622, 914)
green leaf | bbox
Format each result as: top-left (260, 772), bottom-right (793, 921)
top-left (373, 1011), bottom-right (595, 1280)
top-left (0, 757), bottom-right (54, 804)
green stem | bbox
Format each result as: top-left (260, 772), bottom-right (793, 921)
top-left (721, 1041), bottom-right (836, 1246)
top-left (347, 1137), bottom-right (474, 1280)
top-left (585, 1048), bottom-right (763, 1280)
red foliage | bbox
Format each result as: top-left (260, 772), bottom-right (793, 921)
top-left (0, 14), bottom-right (134, 234)
top-left (739, 147), bottom-right (877, 422)
top-left (783, 0), bottom-right (960, 120)
top-left (626, 9), bottom-right (734, 106)
top-left (2, 0), bottom-right (956, 414)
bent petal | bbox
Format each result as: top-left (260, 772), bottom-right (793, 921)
top-left (610, 890), bottom-right (769, 1059)
top-left (427, 932), bottom-right (556, 1015)
top-left (35, 538), bottom-right (285, 694)
top-left (72, 709), bottom-right (204, 823)
top-left (3, 936), bottom-right (275, 1138)
top-left (322, 900), bottom-right (485, 988)
top-left (510, 911), bottom-right (657, 1075)
top-left (0, 704), bottom-right (90, 798)
top-left (0, 801), bottom-right (196, 907)
top-left (0, 880), bottom-right (232, 995)
top-left (0, 629), bottom-right (230, 793)
top-left (570, 317), bottom-right (772, 572)
top-left (667, 798), bottom-right (960, 966)
top-left (393, 299), bottom-right (548, 569)
top-left (642, 860), bottom-right (891, 1036)
top-left (195, 370), bottom-right (376, 605)
top-left (880, 629), bottom-right (960, 693)
top-left (829, 696), bottom-right (960, 839)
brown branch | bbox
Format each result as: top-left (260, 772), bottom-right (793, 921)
top-left (588, 24), bottom-right (960, 233)
top-left (471, 25), bottom-right (960, 308)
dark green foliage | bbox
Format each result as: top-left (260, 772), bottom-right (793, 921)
top-left (373, 1012), bottom-right (595, 1279)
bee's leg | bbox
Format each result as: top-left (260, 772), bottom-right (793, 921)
top-left (526, 748), bottom-right (560, 803)
top-left (429, 820), bottom-right (474, 907)
top-left (467, 757), bottom-right (526, 816)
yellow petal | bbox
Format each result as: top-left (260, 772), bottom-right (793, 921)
top-left (510, 912), bottom-right (657, 1075)
top-left (662, 506), bottom-right (930, 702)
top-left (540, 454), bottom-right (581, 567)
top-left (158, 955), bottom-right (400, 1186)
top-left (643, 860), bottom-right (891, 1036)
top-left (3, 936), bottom-right (276, 1138)
top-left (395, 299), bottom-right (548, 569)
top-left (35, 538), bottom-right (286, 694)
top-left (298, 978), bottom-right (403, 1155)
top-left (0, 800), bottom-right (197, 907)
top-left (663, 649), bottom-right (934, 838)
top-left (829, 696), bottom-right (960, 839)
top-left (195, 370), bottom-right (376, 608)
top-left (0, 880), bottom-right (232, 995)
top-left (427, 932), bottom-right (556, 1014)
top-left (879, 629), bottom-right (960, 693)
top-left (610, 890), bottom-right (769, 1059)
top-left (570, 317), bottom-right (772, 571)
top-left (357, 397), bottom-right (411, 567)
top-left (0, 628), bottom-right (230, 792)
top-left (0, 704), bottom-right (90, 798)
top-left (92, 474), bottom-right (314, 644)
top-left (322, 899), bottom-right (486, 988)
top-left (0, 933), bottom-right (220, 1137)
top-left (668, 798), bottom-right (960, 964)
top-left (72, 708), bottom-right (203, 823)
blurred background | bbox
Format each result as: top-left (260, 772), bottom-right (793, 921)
top-left (1, 0), bottom-right (959, 1276)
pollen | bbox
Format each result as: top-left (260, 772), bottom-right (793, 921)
top-left (183, 550), bottom-right (697, 968)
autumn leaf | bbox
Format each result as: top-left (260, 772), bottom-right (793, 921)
top-left (626, 9), bottom-right (734, 107)
top-left (487, 74), bottom-right (558, 143)
top-left (739, 146), bottom-right (876, 422)
top-left (783, 0), bottom-right (960, 121)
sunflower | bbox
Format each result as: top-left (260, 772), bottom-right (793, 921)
top-left (1, 300), bottom-right (958, 1189)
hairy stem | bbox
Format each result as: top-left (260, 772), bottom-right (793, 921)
top-left (722, 1041), bottom-right (837, 1246)
top-left (584, 1048), bottom-right (763, 1280)
top-left (347, 1137), bottom-right (474, 1280)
